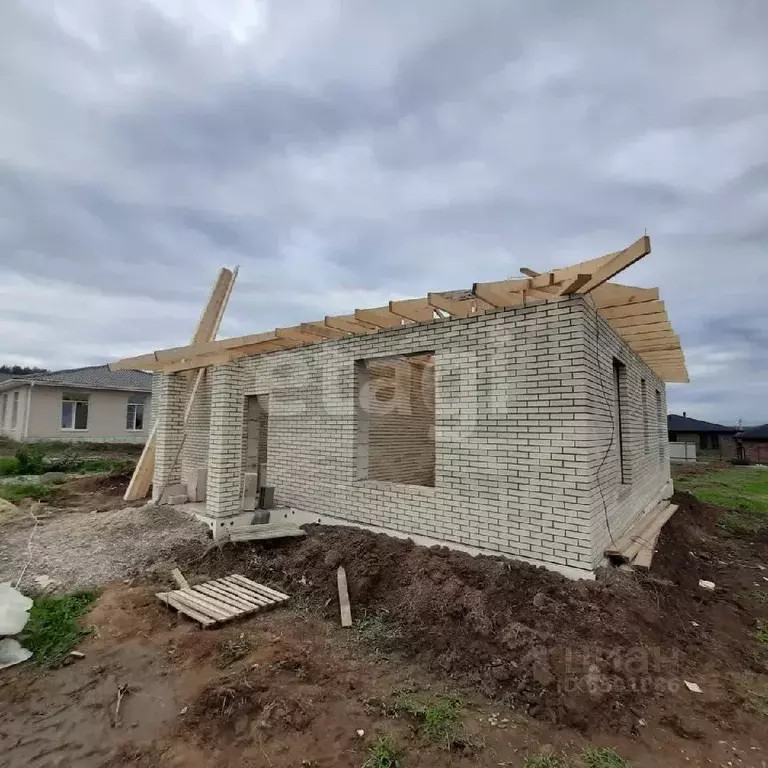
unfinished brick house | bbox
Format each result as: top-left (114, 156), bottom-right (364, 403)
top-left (112, 236), bottom-right (689, 579)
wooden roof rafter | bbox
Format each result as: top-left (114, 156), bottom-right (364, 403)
top-left (110, 234), bottom-right (689, 383)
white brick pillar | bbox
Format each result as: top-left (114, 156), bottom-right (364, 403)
top-left (206, 362), bottom-right (244, 517)
top-left (153, 372), bottom-right (185, 502)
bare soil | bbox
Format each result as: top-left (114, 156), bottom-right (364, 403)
top-left (0, 475), bottom-right (767, 767)
top-left (0, 472), bottom-right (209, 593)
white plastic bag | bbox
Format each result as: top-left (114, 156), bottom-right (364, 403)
top-left (0, 638), bottom-right (33, 669)
top-left (0, 582), bottom-right (33, 636)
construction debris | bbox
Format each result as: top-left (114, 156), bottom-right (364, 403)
top-left (337, 566), bottom-right (352, 627)
top-left (699, 580), bottom-right (716, 591)
top-left (684, 680), bottom-right (703, 694)
top-left (157, 574), bottom-right (290, 627)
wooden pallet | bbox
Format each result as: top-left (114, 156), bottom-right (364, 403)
top-left (156, 574), bottom-right (290, 627)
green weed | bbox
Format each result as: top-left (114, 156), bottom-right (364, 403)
top-left (393, 692), bottom-right (465, 749)
top-left (362, 734), bottom-right (401, 768)
top-left (0, 482), bottom-right (55, 502)
top-left (0, 457), bottom-right (20, 476)
top-left (755, 620), bottom-right (768, 647)
top-left (20, 591), bottom-right (97, 665)
top-left (582, 746), bottom-right (632, 768)
top-left (355, 609), bottom-right (403, 654)
top-left (522, 756), bottom-right (570, 768)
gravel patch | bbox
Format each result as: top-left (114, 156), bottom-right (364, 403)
top-left (0, 504), bottom-right (209, 593)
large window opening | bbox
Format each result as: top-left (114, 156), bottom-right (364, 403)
top-left (61, 393), bottom-right (88, 430)
top-left (641, 378), bottom-right (650, 454)
top-left (655, 389), bottom-right (664, 460)
top-left (355, 353), bottom-right (435, 487)
top-left (613, 359), bottom-right (629, 484)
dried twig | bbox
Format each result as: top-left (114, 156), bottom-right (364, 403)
top-left (114, 683), bottom-right (129, 725)
top-left (15, 508), bottom-right (41, 588)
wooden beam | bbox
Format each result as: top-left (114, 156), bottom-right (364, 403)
top-left (427, 293), bottom-right (477, 317)
top-left (520, 267), bottom-right (540, 278)
top-left (124, 267), bottom-right (238, 502)
top-left (599, 300), bottom-right (666, 321)
top-left (389, 298), bottom-right (436, 323)
top-left (325, 314), bottom-right (379, 334)
top-left (608, 312), bottom-right (668, 330)
top-left (472, 280), bottom-right (529, 308)
top-left (589, 285), bottom-right (659, 310)
top-left (576, 236), bottom-right (651, 294)
top-left (300, 322), bottom-right (349, 339)
top-left (616, 323), bottom-right (674, 339)
top-left (558, 273), bottom-right (592, 296)
top-left (276, 327), bottom-right (326, 345)
top-left (355, 307), bottom-right (407, 329)
top-left (159, 339), bottom-right (296, 374)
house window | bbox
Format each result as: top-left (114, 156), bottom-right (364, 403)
top-left (355, 352), bottom-right (436, 487)
top-left (61, 394), bottom-right (89, 430)
top-left (126, 395), bottom-right (146, 431)
top-left (1, 394), bottom-right (7, 426)
top-left (613, 359), bottom-right (629, 484)
top-left (711, 433), bottom-right (720, 450)
top-left (655, 390), bottom-right (664, 460)
top-left (11, 392), bottom-right (19, 429)
top-left (699, 434), bottom-right (709, 450)
top-left (641, 378), bottom-right (650, 454)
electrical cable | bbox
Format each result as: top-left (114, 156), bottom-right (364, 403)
top-left (587, 294), bottom-right (618, 548)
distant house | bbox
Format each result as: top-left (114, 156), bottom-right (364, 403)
top-left (723, 424), bottom-right (768, 464)
top-left (667, 413), bottom-right (739, 453)
top-left (0, 365), bottom-right (152, 443)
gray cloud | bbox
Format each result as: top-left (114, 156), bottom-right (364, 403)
top-left (0, 0), bottom-right (767, 423)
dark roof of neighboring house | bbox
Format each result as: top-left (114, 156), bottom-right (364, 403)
top-left (0, 365), bottom-right (151, 393)
top-left (667, 414), bottom-right (738, 433)
top-left (738, 424), bottom-right (768, 440)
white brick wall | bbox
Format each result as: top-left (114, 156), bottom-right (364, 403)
top-left (161, 296), bottom-right (672, 574)
top-left (581, 301), bottom-right (671, 565)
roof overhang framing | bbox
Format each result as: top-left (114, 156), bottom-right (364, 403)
top-left (110, 235), bottom-right (689, 383)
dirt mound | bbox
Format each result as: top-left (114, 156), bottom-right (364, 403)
top-left (59, 468), bottom-right (134, 495)
top-left (187, 493), bottom-right (768, 735)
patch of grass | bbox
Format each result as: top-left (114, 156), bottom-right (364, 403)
top-left (20, 591), bottom-right (97, 665)
top-left (355, 609), bottom-right (403, 654)
top-left (755, 620), bottom-right (768, 647)
top-left (0, 456), bottom-right (20, 476)
top-left (362, 734), bottom-right (401, 768)
top-left (581, 746), bottom-right (632, 768)
top-left (393, 692), bottom-right (465, 749)
top-left (748, 587), bottom-right (768, 605)
top-left (522, 756), bottom-right (570, 768)
top-left (0, 482), bottom-right (55, 502)
top-left (76, 458), bottom-right (134, 474)
top-left (677, 468), bottom-right (768, 512)
top-left (719, 508), bottom-right (768, 538)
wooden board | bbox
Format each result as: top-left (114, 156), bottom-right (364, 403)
top-left (632, 504), bottom-right (679, 570)
top-left (123, 267), bottom-right (238, 501)
top-left (228, 523), bottom-right (307, 542)
top-left (157, 574), bottom-right (290, 627)
top-left (337, 566), bottom-right (352, 627)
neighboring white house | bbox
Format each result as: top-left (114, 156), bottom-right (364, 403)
top-left (0, 365), bottom-right (152, 443)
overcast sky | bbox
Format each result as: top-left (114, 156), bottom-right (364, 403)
top-left (1, 1), bottom-right (766, 424)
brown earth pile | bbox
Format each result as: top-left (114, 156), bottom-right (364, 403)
top-left (189, 492), bottom-right (768, 733)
